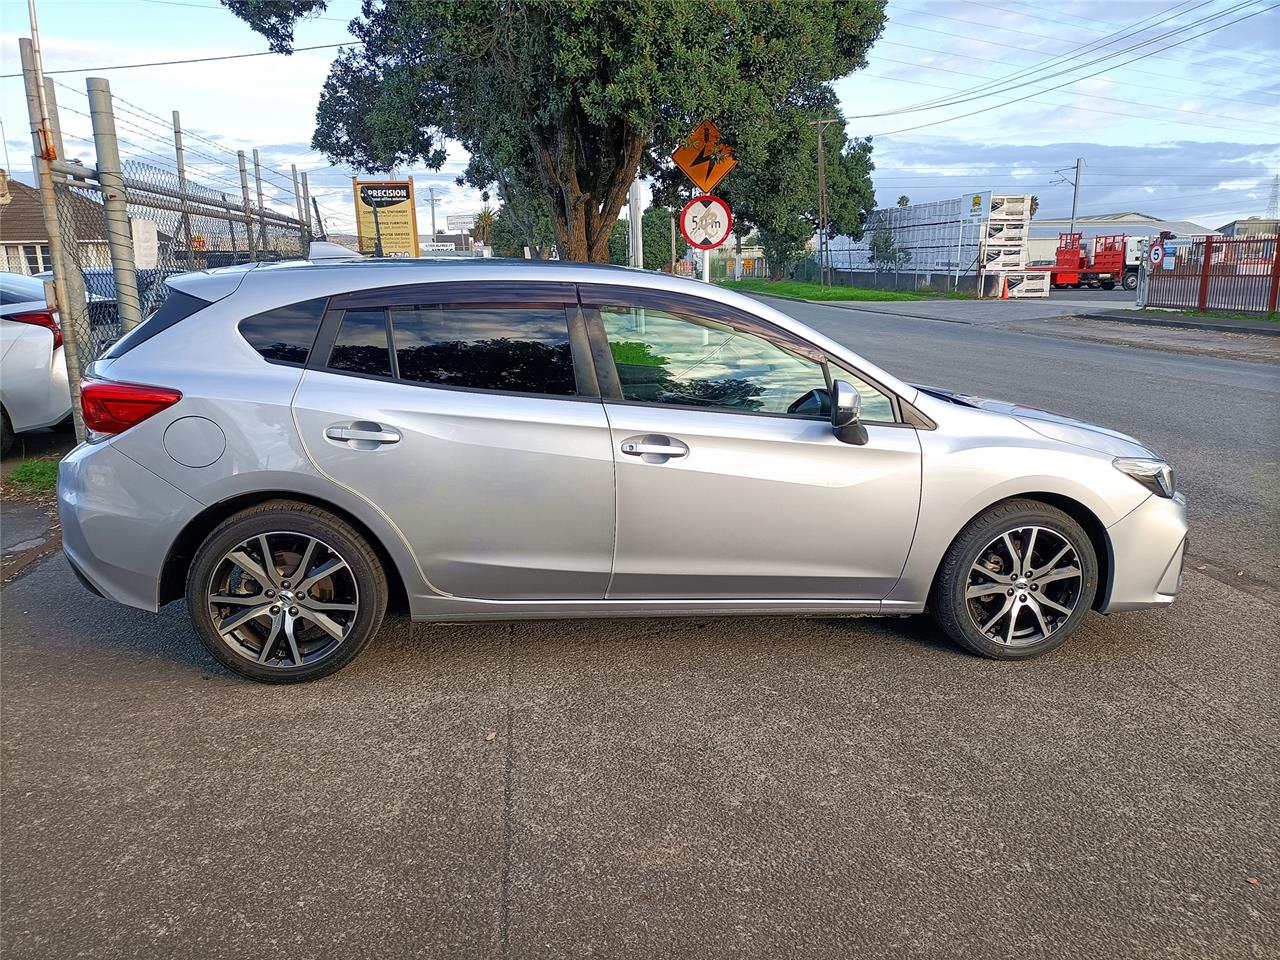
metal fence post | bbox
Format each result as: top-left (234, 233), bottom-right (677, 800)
top-left (237, 151), bottom-right (257, 260)
top-left (20, 37), bottom-right (89, 441)
top-left (1197, 236), bottom-right (1213, 313)
top-left (172, 110), bottom-right (195, 266)
top-left (252, 148), bottom-right (267, 255)
top-left (290, 163), bottom-right (307, 249)
top-left (1267, 238), bottom-right (1280, 314)
top-left (300, 172), bottom-right (313, 241)
top-left (86, 76), bottom-right (143, 332)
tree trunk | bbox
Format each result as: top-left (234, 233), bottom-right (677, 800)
top-left (529, 119), bottom-right (645, 263)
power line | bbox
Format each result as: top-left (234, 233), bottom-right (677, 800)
top-left (0, 41), bottom-right (359, 79)
top-left (855, 0), bottom-right (1263, 119)
top-left (867, 2), bottom-right (1279, 137)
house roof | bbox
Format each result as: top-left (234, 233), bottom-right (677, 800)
top-left (0, 172), bottom-right (109, 244)
top-left (1031, 211), bottom-right (1220, 236)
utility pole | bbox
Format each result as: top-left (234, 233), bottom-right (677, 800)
top-left (290, 163), bottom-right (307, 248)
top-left (20, 28), bottom-right (89, 440)
top-left (1069, 157), bottom-right (1083, 235)
top-left (627, 179), bottom-right (644, 268)
top-left (425, 186), bottom-right (440, 240)
top-left (670, 210), bottom-right (676, 274)
top-left (809, 118), bottom-right (840, 286)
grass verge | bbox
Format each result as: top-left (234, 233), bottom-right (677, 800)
top-left (1160, 308), bottom-right (1279, 324)
top-left (718, 278), bottom-right (968, 302)
top-left (6, 457), bottom-right (60, 496)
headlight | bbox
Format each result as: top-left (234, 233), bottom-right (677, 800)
top-left (1113, 457), bottom-right (1175, 498)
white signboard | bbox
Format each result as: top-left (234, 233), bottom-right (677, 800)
top-left (446, 213), bottom-right (476, 232)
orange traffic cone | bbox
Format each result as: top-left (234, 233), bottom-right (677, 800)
top-left (1001, 275), bottom-right (1009, 300)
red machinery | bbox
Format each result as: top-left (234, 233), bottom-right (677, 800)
top-left (1036, 232), bottom-right (1130, 290)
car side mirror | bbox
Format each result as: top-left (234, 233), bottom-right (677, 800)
top-left (831, 379), bottom-right (869, 445)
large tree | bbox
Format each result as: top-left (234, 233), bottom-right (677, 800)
top-left (222, 0), bottom-right (886, 263)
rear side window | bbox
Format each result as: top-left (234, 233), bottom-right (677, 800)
top-left (104, 289), bottom-right (210, 359)
top-left (389, 303), bottom-right (576, 396)
top-left (328, 309), bottom-right (393, 378)
top-left (238, 297), bottom-right (327, 366)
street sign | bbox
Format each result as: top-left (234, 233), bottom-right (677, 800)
top-left (673, 120), bottom-right (736, 193)
top-left (190, 233), bottom-right (206, 251)
top-left (353, 178), bottom-right (420, 257)
top-left (680, 195), bottom-right (732, 249)
top-left (1149, 242), bottom-right (1164, 267)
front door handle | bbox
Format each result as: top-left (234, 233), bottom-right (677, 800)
top-left (325, 421), bottom-right (401, 449)
top-left (620, 435), bottom-right (689, 463)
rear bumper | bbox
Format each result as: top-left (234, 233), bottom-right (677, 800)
top-left (1101, 491), bottom-right (1189, 613)
top-left (58, 441), bottom-right (201, 612)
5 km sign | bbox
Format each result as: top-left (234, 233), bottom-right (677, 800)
top-left (680, 195), bottom-right (733, 250)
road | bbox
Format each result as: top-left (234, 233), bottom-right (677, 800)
top-left (2, 306), bottom-right (1277, 959)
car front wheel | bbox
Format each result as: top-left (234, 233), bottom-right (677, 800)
top-left (931, 499), bottom-right (1098, 659)
top-left (186, 499), bottom-right (388, 683)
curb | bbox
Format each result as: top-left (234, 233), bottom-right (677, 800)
top-left (1073, 310), bottom-right (1280, 337)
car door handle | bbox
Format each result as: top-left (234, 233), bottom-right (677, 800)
top-left (620, 435), bottom-right (689, 462)
top-left (325, 422), bottom-right (401, 447)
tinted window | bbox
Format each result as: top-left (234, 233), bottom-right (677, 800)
top-left (238, 297), bottom-right (327, 366)
top-left (103, 289), bottom-right (210, 359)
top-left (0, 273), bottom-right (46, 305)
top-left (390, 304), bottom-right (576, 396)
top-left (597, 305), bottom-right (829, 416)
top-left (328, 309), bottom-right (392, 377)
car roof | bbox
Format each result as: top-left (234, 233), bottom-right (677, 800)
top-left (165, 257), bottom-right (917, 402)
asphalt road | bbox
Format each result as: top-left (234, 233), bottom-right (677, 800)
top-left (2, 309), bottom-right (1277, 959)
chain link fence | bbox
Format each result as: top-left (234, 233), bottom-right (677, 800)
top-left (15, 61), bottom-right (323, 443)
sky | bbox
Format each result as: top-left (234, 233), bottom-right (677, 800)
top-left (1, 0), bottom-right (1278, 236)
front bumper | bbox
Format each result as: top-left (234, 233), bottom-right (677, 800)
top-left (1101, 491), bottom-right (1189, 613)
top-left (58, 441), bottom-right (202, 612)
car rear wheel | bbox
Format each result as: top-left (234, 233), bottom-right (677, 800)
top-left (931, 499), bottom-right (1098, 660)
top-left (186, 500), bottom-right (387, 683)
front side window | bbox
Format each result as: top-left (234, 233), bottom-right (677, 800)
top-left (238, 297), bottom-right (327, 366)
top-left (595, 304), bottom-right (826, 416)
top-left (390, 303), bottom-right (576, 396)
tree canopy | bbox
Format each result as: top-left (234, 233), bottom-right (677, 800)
top-left (222, 0), bottom-right (886, 263)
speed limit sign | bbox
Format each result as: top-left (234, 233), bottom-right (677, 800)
top-left (679, 195), bottom-right (732, 249)
top-left (1149, 242), bottom-right (1164, 267)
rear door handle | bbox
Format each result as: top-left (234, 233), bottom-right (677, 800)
top-left (325, 421), bottom-right (401, 448)
top-left (620, 435), bottom-right (689, 462)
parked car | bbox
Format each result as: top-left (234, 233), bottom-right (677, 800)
top-left (1, 272), bottom-right (71, 455)
top-left (35, 266), bottom-right (176, 359)
top-left (58, 258), bottom-right (1187, 682)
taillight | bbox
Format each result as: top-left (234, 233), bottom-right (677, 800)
top-left (80, 379), bottom-right (182, 435)
top-left (10, 310), bottom-right (61, 349)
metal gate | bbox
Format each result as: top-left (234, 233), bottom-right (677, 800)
top-left (1146, 236), bottom-right (1280, 314)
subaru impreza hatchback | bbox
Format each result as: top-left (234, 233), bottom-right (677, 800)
top-left (58, 256), bottom-right (1187, 682)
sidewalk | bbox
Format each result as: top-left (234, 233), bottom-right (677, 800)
top-left (1073, 308), bottom-right (1280, 337)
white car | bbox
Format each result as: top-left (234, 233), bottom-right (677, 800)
top-left (1, 272), bottom-right (71, 455)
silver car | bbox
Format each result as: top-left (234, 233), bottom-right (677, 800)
top-left (58, 257), bottom-right (1187, 682)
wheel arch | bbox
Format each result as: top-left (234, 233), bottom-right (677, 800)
top-left (929, 492), bottom-right (1113, 612)
top-left (158, 491), bottom-right (410, 613)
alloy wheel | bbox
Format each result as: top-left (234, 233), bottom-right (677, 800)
top-left (964, 525), bottom-right (1083, 647)
top-left (206, 531), bottom-right (359, 668)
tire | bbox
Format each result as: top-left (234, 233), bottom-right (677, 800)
top-left (186, 499), bottom-right (388, 683)
top-left (1123, 272), bottom-right (1138, 291)
top-left (1, 408), bottom-right (13, 458)
top-left (931, 499), bottom-right (1098, 660)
